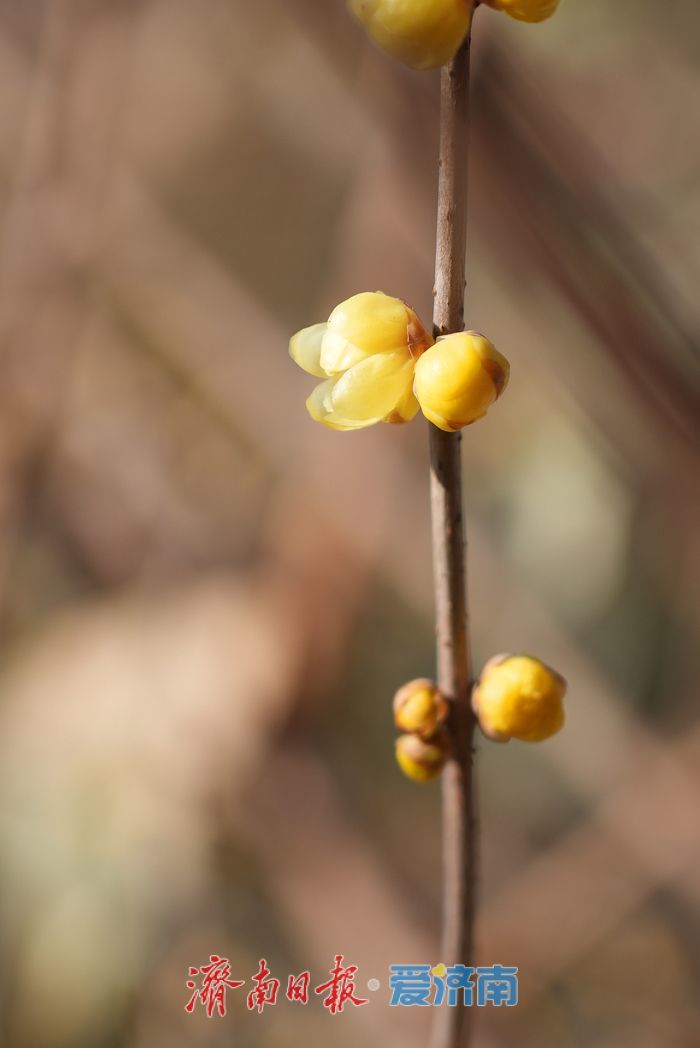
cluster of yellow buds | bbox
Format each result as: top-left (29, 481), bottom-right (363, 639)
top-left (290, 292), bottom-right (508, 433)
top-left (393, 656), bottom-right (566, 779)
top-left (292, 4), bottom-right (569, 775)
top-left (393, 678), bottom-right (450, 782)
top-left (472, 654), bottom-right (567, 743)
top-left (349, 0), bottom-right (560, 72)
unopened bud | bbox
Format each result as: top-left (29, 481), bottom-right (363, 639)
top-left (393, 678), bottom-right (449, 739)
top-left (472, 654), bottom-right (566, 743)
top-left (395, 731), bottom-right (450, 782)
top-left (349, 0), bottom-right (474, 71)
top-left (414, 331), bottom-right (509, 432)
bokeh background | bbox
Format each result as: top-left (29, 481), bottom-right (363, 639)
top-left (0, 1), bottom-right (699, 1046)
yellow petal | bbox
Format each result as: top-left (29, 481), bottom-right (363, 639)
top-left (319, 330), bottom-right (371, 375)
top-left (330, 351), bottom-right (416, 421)
top-left (325, 292), bottom-right (409, 361)
top-left (383, 374), bottom-right (420, 424)
top-left (306, 378), bottom-right (382, 431)
top-left (320, 291), bottom-right (432, 374)
top-left (289, 323), bottom-right (329, 377)
top-left (306, 378), bottom-right (333, 421)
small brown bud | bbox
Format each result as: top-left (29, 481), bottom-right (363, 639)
top-left (393, 678), bottom-right (449, 739)
top-left (395, 731), bottom-right (450, 783)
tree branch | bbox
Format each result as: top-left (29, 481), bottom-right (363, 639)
top-left (429, 31), bottom-right (478, 1048)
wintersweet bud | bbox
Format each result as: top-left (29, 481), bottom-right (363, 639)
top-left (413, 331), bottom-right (509, 432)
top-left (349, 0), bottom-right (474, 71)
top-left (472, 654), bottom-right (567, 743)
top-left (482, 0), bottom-right (559, 23)
top-left (395, 731), bottom-right (450, 782)
top-left (393, 678), bottom-right (449, 739)
top-left (289, 291), bottom-right (433, 431)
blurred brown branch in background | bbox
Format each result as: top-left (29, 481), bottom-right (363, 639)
top-left (473, 42), bottom-right (700, 453)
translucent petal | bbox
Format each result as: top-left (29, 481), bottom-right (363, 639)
top-left (306, 379), bottom-right (381, 431)
top-left (330, 352), bottom-right (416, 421)
top-left (306, 378), bottom-right (334, 422)
top-left (289, 323), bottom-right (329, 377)
top-left (319, 330), bottom-right (373, 375)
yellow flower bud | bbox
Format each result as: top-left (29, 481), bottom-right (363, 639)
top-left (395, 731), bottom-right (450, 782)
top-left (349, 0), bottom-right (473, 71)
top-left (393, 678), bottom-right (449, 739)
top-left (472, 655), bottom-right (566, 743)
top-left (413, 331), bottom-right (509, 432)
top-left (482, 0), bottom-right (560, 23)
top-left (290, 291), bottom-right (433, 431)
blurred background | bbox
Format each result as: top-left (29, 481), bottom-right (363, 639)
top-left (0, 1), bottom-right (699, 1046)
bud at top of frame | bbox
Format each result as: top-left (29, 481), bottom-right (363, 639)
top-left (393, 678), bottom-right (449, 738)
top-left (413, 331), bottom-right (509, 432)
top-left (482, 0), bottom-right (560, 23)
top-left (472, 655), bottom-right (567, 743)
top-left (349, 0), bottom-right (474, 72)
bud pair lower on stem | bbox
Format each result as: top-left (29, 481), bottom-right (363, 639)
top-left (393, 657), bottom-right (567, 782)
top-left (394, 679), bottom-right (451, 782)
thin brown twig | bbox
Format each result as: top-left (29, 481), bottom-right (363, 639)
top-left (428, 30), bottom-right (477, 1048)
